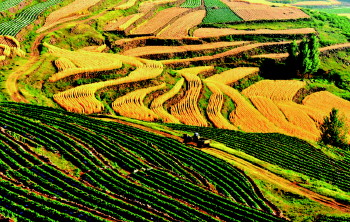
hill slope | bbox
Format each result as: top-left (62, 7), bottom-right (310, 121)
top-left (0, 102), bottom-right (287, 222)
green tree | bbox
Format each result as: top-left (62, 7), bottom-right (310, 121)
top-left (319, 108), bottom-right (349, 149)
top-left (286, 40), bottom-right (298, 71)
top-left (298, 38), bottom-right (312, 76)
top-left (308, 35), bottom-right (320, 74)
top-left (286, 35), bottom-right (320, 77)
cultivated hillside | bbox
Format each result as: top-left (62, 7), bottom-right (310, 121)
top-left (0, 0), bottom-right (350, 221)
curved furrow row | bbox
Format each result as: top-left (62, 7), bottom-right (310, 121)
top-left (150, 78), bottom-right (184, 123)
top-left (170, 71), bottom-right (208, 127)
top-left (112, 83), bottom-right (166, 121)
top-left (53, 61), bottom-right (164, 114)
top-left (205, 81), bottom-right (237, 130)
top-left (216, 83), bottom-right (282, 133)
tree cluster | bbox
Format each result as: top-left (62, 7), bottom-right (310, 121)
top-left (319, 108), bottom-right (349, 150)
top-left (286, 35), bottom-right (320, 78)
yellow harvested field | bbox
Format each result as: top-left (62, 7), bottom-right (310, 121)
top-left (289, 103), bottom-right (326, 125)
top-left (53, 61), bottom-right (164, 114)
top-left (276, 101), bottom-right (321, 136)
top-left (150, 78), bottom-right (184, 123)
top-left (205, 67), bottom-right (259, 84)
top-left (292, 0), bottom-right (340, 5)
top-left (131, 7), bottom-right (190, 35)
top-left (112, 83), bottom-right (166, 121)
top-left (0, 35), bottom-right (20, 48)
top-left (138, 0), bottom-right (178, 13)
top-left (122, 41), bottom-right (248, 57)
top-left (193, 28), bottom-right (316, 38)
top-left (205, 81), bottom-right (237, 130)
top-left (338, 14), bottom-right (350, 19)
top-left (176, 66), bottom-right (215, 76)
top-left (54, 57), bottom-right (77, 71)
top-left (303, 91), bottom-right (350, 113)
top-left (251, 53), bottom-right (289, 59)
top-left (44, 43), bottom-right (145, 82)
top-left (157, 10), bottom-right (206, 39)
top-left (0, 36), bottom-right (25, 59)
top-left (0, 44), bottom-right (11, 57)
top-left (216, 83), bottom-right (281, 133)
top-left (222, 1), bottom-right (309, 21)
top-left (162, 42), bottom-right (293, 65)
top-left (242, 80), bottom-right (306, 101)
top-left (78, 45), bottom-right (107, 53)
top-left (37, 0), bottom-right (102, 33)
top-left (104, 13), bottom-right (144, 31)
top-left (302, 91), bottom-right (350, 133)
top-left (249, 96), bottom-right (319, 141)
top-left (170, 70), bottom-right (208, 126)
top-left (114, 0), bottom-right (138, 10)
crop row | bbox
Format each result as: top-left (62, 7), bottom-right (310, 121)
top-left (0, 102), bottom-right (287, 221)
top-left (0, 118), bottom-right (209, 221)
top-left (150, 78), bottom-right (184, 123)
top-left (37, 0), bottom-right (102, 33)
top-left (170, 71), bottom-right (208, 126)
top-left (205, 81), bottom-right (236, 129)
top-left (166, 124), bottom-right (350, 192)
top-left (201, 0), bottom-right (242, 24)
top-left (112, 83), bottom-right (166, 121)
top-left (180, 0), bottom-right (202, 8)
top-left (0, 0), bottom-right (23, 12)
top-left (0, 0), bottom-right (63, 36)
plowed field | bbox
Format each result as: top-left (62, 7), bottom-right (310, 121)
top-left (131, 7), bottom-right (190, 35)
top-left (157, 9), bottom-right (206, 39)
top-left (122, 41), bottom-right (248, 57)
top-left (162, 42), bottom-right (293, 65)
top-left (37, 0), bottom-right (102, 32)
top-left (221, 1), bottom-right (309, 21)
top-left (193, 28), bottom-right (316, 38)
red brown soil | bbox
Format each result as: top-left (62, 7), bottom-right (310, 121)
top-left (130, 7), bottom-right (191, 35)
top-left (157, 9), bottom-right (206, 39)
top-left (122, 41), bottom-right (248, 57)
top-left (193, 28), bottom-right (316, 38)
top-left (8, 0), bottom-right (32, 14)
top-left (104, 14), bottom-right (138, 31)
top-left (222, 0), bottom-right (309, 21)
top-left (161, 41), bottom-right (293, 66)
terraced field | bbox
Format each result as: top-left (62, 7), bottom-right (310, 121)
top-left (0, 0), bottom-right (63, 36)
top-left (166, 124), bottom-right (350, 194)
top-left (1, 0), bottom-right (350, 221)
top-left (0, 102), bottom-right (285, 222)
top-left (37, 0), bottom-right (103, 33)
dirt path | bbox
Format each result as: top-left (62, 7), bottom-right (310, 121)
top-left (203, 148), bottom-right (350, 213)
top-left (94, 116), bottom-right (182, 141)
top-left (5, 57), bottom-right (36, 103)
top-left (6, 4), bottom-right (114, 103)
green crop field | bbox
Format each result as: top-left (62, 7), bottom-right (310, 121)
top-left (0, 0), bottom-right (349, 220)
top-left (0, 0), bottom-right (63, 36)
top-left (0, 102), bottom-right (286, 222)
top-left (201, 0), bottom-right (243, 24)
